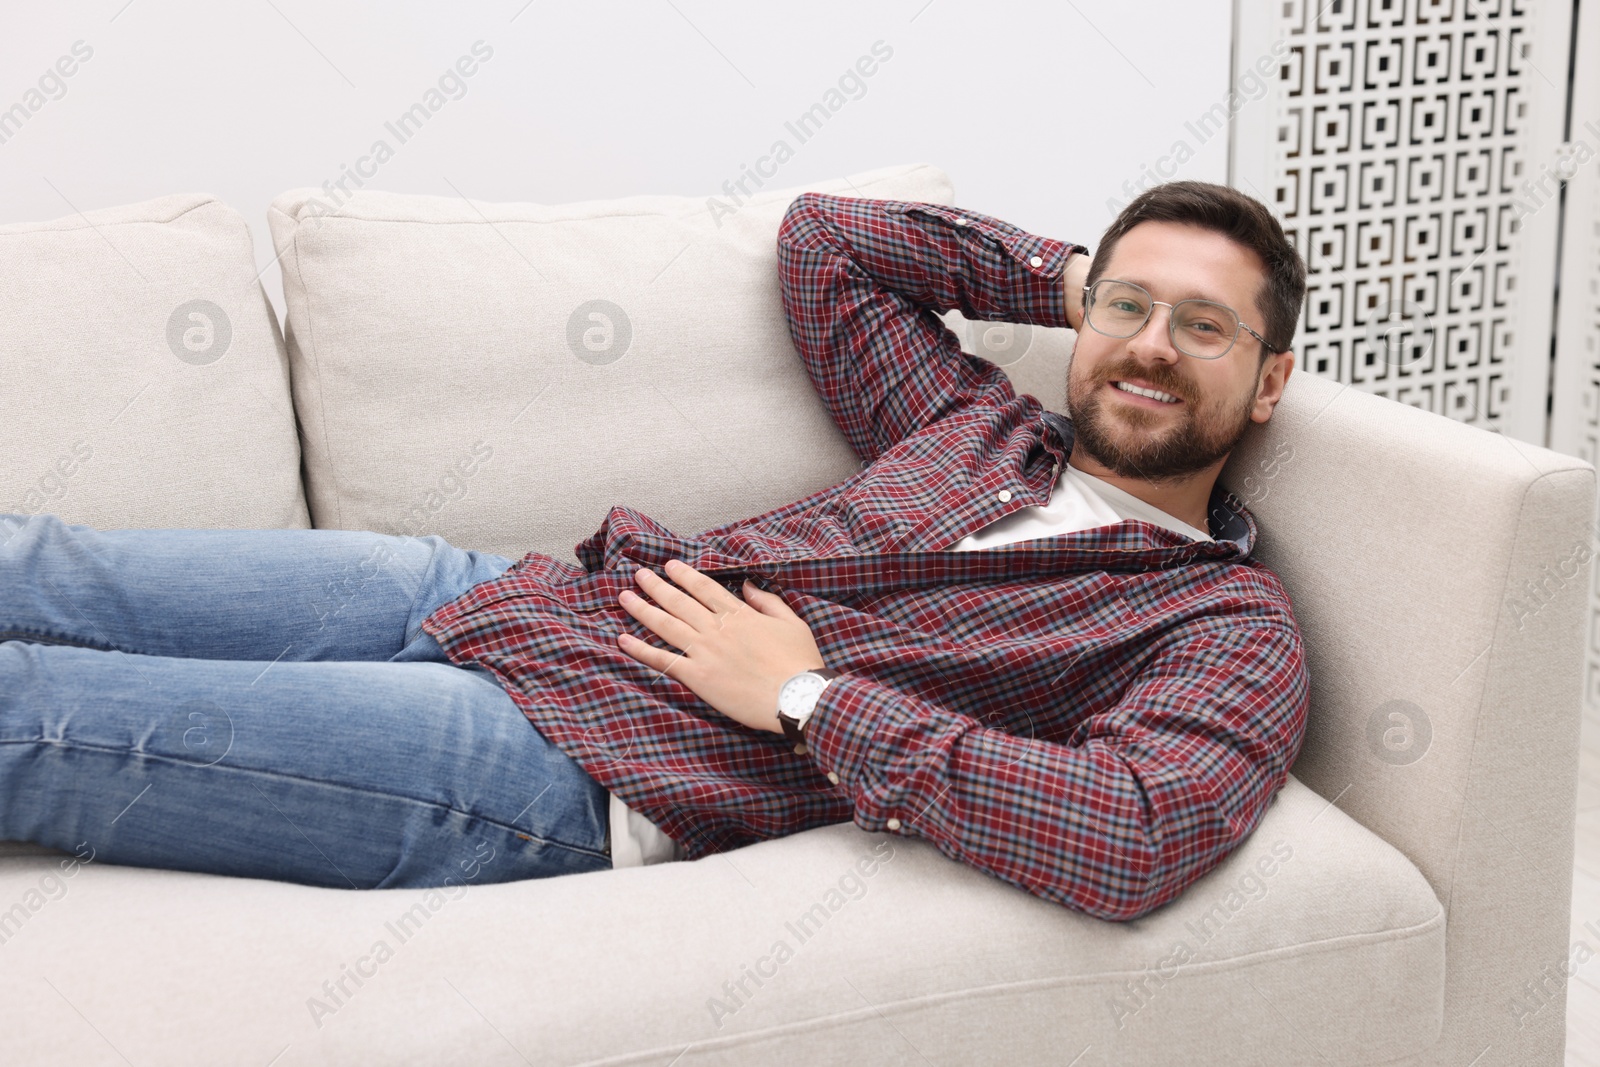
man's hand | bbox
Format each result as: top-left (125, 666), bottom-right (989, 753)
top-left (1065, 250), bottom-right (1092, 332)
top-left (616, 559), bottom-right (825, 735)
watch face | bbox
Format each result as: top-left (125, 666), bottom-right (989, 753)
top-left (778, 671), bottom-right (827, 718)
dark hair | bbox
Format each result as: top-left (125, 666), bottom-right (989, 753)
top-left (1088, 181), bottom-right (1306, 361)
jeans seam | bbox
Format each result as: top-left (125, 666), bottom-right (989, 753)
top-left (0, 630), bottom-right (152, 656)
top-left (3, 738), bottom-right (610, 864)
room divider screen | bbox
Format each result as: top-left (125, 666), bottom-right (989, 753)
top-left (1231, 0), bottom-right (1598, 728)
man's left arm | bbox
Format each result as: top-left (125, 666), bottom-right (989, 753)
top-left (615, 562), bottom-right (1311, 921)
top-left (799, 622), bottom-right (1311, 921)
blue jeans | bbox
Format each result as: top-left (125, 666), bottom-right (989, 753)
top-left (0, 512), bottom-right (612, 890)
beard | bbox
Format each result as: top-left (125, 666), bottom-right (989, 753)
top-left (1064, 359), bottom-right (1259, 483)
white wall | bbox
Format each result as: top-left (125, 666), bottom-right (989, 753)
top-left (0, 0), bottom-right (1233, 325)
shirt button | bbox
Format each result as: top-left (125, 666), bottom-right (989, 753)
top-left (886, 818), bottom-right (903, 831)
top-left (954, 218), bottom-right (968, 227)
top-left (1029, 255), bottom-right (1044, 268)
top-left (793, 743), bottom-right (808, 756)
top-left (997, 489), bottom-right (1012, 502)
top-left (826, 771), bottom-right (840, 785)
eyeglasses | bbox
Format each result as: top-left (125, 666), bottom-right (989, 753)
top-left (1081, 279), bottom-right (1282, 360)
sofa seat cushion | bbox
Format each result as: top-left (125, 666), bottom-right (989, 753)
top-left (0, 774), bottom-right (1443, 1066)
top-left (0, 193), bottom-right (308, 531)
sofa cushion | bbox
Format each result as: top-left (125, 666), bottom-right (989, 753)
top-left (0, 194), bottom-right (308, 532)
top-left (0, 775), bottom-right (1443, 1065)
top-left (266, 163), bottom-right (1075, 562)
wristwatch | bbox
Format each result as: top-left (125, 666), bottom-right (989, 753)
top-left (776, 668), bottom-right (841, 745)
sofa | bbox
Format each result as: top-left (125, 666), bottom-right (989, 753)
top-left (0, 162), bottom-right (1590, 1066)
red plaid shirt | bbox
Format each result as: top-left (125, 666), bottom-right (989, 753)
top-left (420, 192), bottom-right (1310, 921)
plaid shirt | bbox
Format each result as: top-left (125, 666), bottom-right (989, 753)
top-left (420, 192), bottom-right (1310, 921)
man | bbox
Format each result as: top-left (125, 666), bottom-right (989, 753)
top-left (0, 180), bottom-right (1307, 922)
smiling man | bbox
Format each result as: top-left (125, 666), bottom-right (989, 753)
top-left (1062, 190), bottom-right (1301, 534)
top-left (0, 180), bottom-right (1309, 922)
top-left (582, 177), bottom-right (1305, 921)
top-left (584, 181), bottom-right (1310, 920)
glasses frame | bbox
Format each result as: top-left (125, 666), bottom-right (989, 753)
top-left (1081, 280), bottom-right (1283, 359)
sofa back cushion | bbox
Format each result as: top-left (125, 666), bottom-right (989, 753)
top-left (266, 163), bottom-right (1074, 562)
top-left (0, 194), bottom-right (308, 533)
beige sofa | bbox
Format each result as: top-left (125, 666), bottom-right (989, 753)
top-left (0, 162), bottom-right (1590, 1065)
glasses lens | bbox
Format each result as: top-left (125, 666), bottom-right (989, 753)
top-left (1087, 281), bottom-right (1151, 338)
top-left (1171, 300), bottom-right (1238, 359)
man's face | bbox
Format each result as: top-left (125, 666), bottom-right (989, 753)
top-left (1066, 220), bottom-right (1288, 483)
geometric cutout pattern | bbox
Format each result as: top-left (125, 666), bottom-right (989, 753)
top-left (1257, 0), bottom-right (1542, 431)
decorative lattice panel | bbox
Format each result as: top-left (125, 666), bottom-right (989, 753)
top-left (1233, 0), bottom-right (1569, 444)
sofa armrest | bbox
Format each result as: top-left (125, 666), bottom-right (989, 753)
top-left (1219, 370), bottom-right (1595, 1066)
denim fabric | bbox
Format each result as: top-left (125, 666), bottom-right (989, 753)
top-left (0, 513), bottom-right (611, 890)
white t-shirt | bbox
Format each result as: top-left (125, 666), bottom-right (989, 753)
top-left (608, 792), bottom-right (684, 867)
top-left (607, 458), bottom-right (1210, 868)
top-left (952, 459), bottom-right (1212, 550)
